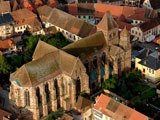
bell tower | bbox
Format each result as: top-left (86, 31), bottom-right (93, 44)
top-left (119, 27), bottom-right (131, 50)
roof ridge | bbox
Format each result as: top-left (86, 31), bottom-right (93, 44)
top-left (23, 64), bottom-right (32, 87)
top-left (47, 8), bottom-right (54, 22)
top-left (59, 50), bottom-right (62, 73)
top-left (70, 57), bottom-right (79, 77)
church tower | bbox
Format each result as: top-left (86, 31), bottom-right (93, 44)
top-left (97, 11), bottom-right (119, 46)
top-left (119, 27), bottom-right (131, 71)
top-left (119, 27), bottom-right (131, 50)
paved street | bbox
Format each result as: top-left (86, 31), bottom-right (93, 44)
top-left (138, 42), bottom-right (160, 51)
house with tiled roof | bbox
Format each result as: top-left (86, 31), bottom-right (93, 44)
top-left (131, 18), bottom-right (160, 42)
top-left (0, 38), bottom-right (16, 55)
top-left (123, 0), bottom-right (141, 7)
top-left (0, 108), bottom-right (11, 120)
top-left (19, 0), bottom-right (34, 11)
top-left (143, 0), bottom-right (160, 12)
top-left (57, 3), bottom-right (157, 31)
top-left (74, 96), bottom-right (93, 120)
top-left (135, 48), bottom-right (160, 83)
top-left (98, 0), bottom-right (123, 5)
top-left (58, 113), bottom-right (74, 120)
top-left (0, 1), bottom-right (11, 14)
top-left (11, 0), bottom-right (19, 11)
top-left (47, 0), bottom-right (59, 8)
top-left (37, 5), bottom-right (96, 41)
top-left (11, 8), bottom-right (44, 35)
top-left (94, 94), bottom-right (148, 120)
top-left (75, 0), bottom-right (94, 3)
top-left (0, 13), bottom-right (14, 40)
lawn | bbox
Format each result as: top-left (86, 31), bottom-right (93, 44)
top-left (132, 83), bottom-right (150, 94)
top-left (152, 98), bottom-right (160, 108)
top-left (140, 88), bottom-right (156, 100)
top-left (116, 82), bottom-right (151, 101)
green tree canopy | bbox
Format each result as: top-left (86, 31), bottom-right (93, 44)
top-left (0, 55), bottom-right (12, 75)
top-left (22, 32), bottom-right (70, 63)
top-left (124, 70), bottom-right (142, 82)
top-left (102, 75), bottom-right (119, 90)
top-left (0, 55), bottom-right (12, 85)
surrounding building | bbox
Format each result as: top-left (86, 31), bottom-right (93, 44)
top-left (74, 96), bottom-right (93, 120)
top-left (58, 96), bottom-right (93, 120)
top-left (131, 18), bottom-right (160, 42)
top-left (58, 113), bottom-right (74, 120)
top-left (0, 109), bottom-right (11, 120)
top-left (19, 0), bottom-right (34, 11)
top-left (47, 0), bottom-right (59, 8)
top-left (75, 0), bottom-right (94, 3)
top-left (0, 87), bottom-right (12, 120)
top-left (9, 40), bottom-right (90, 120)
top-left (98, 0), bottom-right (123, 5)
top-left (135, 48), bottom-right (160, 83)
top-left (0, 38), bottom-right (16, 55)
top-left (0, 13), bottom-right (14, 40)
top-left (93, 93), bottom-right (148, 120)
top-left (11, 8), bottom-right (44, 35)
top-left (0, 87), bottom-right (10, 111)
top-left (0, 1), bottom-right (11, 14)
top-left (57, 3), bottom-right (157, 31)
top-left (143, 0), bottom-right (160, 13)
top-left (123, 0), bottom-right (141, 7)
top-left (37, 6), bottom-right (96, 41)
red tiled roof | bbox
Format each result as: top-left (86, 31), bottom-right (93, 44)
top-left (0, 108), bottom-right (11, 120)
top-left (64, 3), bottom-right (149, 21)
top-left (0, 39), bottom-right (15, 50)
top-left (47, 0), bottom-right (59, 8)
top-left (138, 18), bottom-right (160, 32)
top-left (94, 94), bottom-right (148, 120)
top-left (95, 4), bottom-right (123, 18)
top-left (20, 0), bottom-right (34, 11)
top-left (116, 20), bottom-right (132, 31)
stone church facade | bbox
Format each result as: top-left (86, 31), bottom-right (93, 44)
top-left (9, 11), bottom-right (131, 120)
top-left (9, 40), bottom-right (90, 120)
top-left (63, 12), bottom-right (131, 94)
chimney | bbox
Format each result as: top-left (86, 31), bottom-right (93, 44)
top-left (146, 48), bottom-right (149, 57)
top-left (157, 55), bottom-right (159, 61)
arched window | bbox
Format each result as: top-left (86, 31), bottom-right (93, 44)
top-left (54, 79), bottom-right (59, 98)
top-left (84, 60), bottom-right (89, 73)
top-left (101, 52), bottom-right (106, 64)
top-left (76, 78), bottom-right (81, 99)
top-left (45, 83), bottom-right (50, 103)
top-left (36, 87), bottom-right (42, 106)
top-left (24, 90), bottom-right (30, 106)
top-left (93, 56), bottom-right (97, 68)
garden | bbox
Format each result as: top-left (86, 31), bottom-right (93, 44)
top-left (102, 70), bottom-right (159, 118)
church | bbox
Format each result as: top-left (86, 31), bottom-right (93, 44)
top-left (9, 40), bottom-right (90, 120)
top-left (9, 11), bottom-right (131, 120)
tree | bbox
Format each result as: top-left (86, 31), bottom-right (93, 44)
top-left (0, 55), bottom-right (12, 75)
top-left (0, 55), bottom-right (12, 85)
top-left (124, 70), bottom-right (142, 83)
top-left (102, 75), bottom-right (119, 90)
top-left (48, 32), bottom-right (70, 49)
top-left (121, 80), bottom-right (127, 92)
top-left (22, 32), bottom-right (70, 62)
